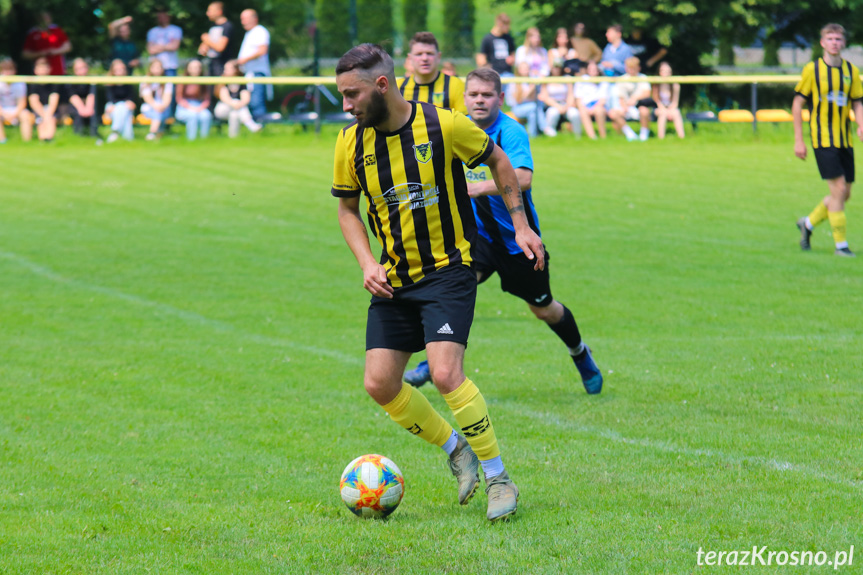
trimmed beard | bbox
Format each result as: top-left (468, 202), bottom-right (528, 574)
top-left (357, 89), bottom-right (389, 128)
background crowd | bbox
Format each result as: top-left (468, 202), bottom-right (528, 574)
top-left (0, 5), bottom-right (685, 145)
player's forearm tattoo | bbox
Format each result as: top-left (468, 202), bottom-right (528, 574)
top-left (502, 185), bottom-right (525, 215)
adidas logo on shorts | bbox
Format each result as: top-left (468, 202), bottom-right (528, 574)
top-left (437, 323), bottom-right (454, 335)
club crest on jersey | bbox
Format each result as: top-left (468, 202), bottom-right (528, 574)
top-left (433, 92), bottom-right (445, 105)
top-left (364, 154), bottom-right (376, 166)
top-left (414, 142), bottom-right (433, 163)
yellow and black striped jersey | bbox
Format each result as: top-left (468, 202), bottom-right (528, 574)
top-left (795, 58), bottom-right (863, 149)
top-left (399, 72), bottom-right (467, 115)
top-left (331, 101), bottom-right (494, 288)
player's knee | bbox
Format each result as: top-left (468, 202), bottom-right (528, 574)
top-left (429, 361), bottom-right (463, 391)
top-left (529, 303), bottom-right (555, 323)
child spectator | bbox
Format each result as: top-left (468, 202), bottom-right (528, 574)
top-left (515, 27), bottom-right (549, 79)
top-left (575, 61), bottom-right (609, 139)
top-left (140, 59), bottom-right (173, 140)
top-left (67, 58), bottom-right (99, 138)
top-left (108, 16), bottom-right (141, 71)
top-left (175, 59), bottom-right (212, 140)
top-left (653, 62), bottom-right (685, 139)
top-left (609, 57), bottom-right (654, 141)
top-left (104, 59), bottom-right (136, 142)
top-left (548, 27), bottom-right (577, 73)
top-left (510, 60), bottom-right (545, 138)
top-left (0, 58), bottom-right (35, 143)
top-left (538, 61), bottom-right (579, 137)
top-left (213, 60), bottom-right (261, 138)
top-left (27, 57), bottom-right (60, 142)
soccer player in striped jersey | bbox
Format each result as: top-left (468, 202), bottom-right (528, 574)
top-left (399, 32), bottom-right (467, 114)
top-left (793, 23), bottom-right (863, 257)
top-left (405, 68), bottom-right (603, 394)
top-left (332, 44), bottom-right (544, 521)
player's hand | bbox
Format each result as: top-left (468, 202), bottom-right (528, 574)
top-left (362, 263), bottom-right (394, 299)
top-left (515, 228), bottom-right (545, 271)
top-left (466, 182), bottom-right (481, 198)
top-left (794, 141), bottom-right (807, 160)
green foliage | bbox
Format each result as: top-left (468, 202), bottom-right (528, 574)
top-left (403, 0), bottom-right (429, 40)
top-left (442, 0), bottom-right (475, 57)
top-left (357, 0), bottom-right (394, 50)
top-left (315, 0), bottom-right (353, 57)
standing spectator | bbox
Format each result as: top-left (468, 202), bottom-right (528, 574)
top-left (626, 27), bottom-right (667, 74)
top-left (199, 2), bottom-right (235, 78)
top-left (104, 59), bottom-right (136, 143)
top-left (27, 57), bottom-right (60, 142)
top-left (609, 57), bottom-right (654, 141)
top-left (214, 60), bottom-right (262, 137)
top-left (147, 9), bottom-right (183, 77)
top-left (653, 62), bottom-right (684, 139)
top-left (399, 31), bottom-right (466, 114)
top-left (108, 16), bottom-right (141, 71)
top-left (514, 27), bottom-right (549, 79)
top-left (570, 22), bottom-right (602, 65)
top-left (67, 58), bottom-right (99, 138)
top-left (538, 61), bottom-right (579, 138)
top-left (139, 59), bottom-right (173, 140)
top-left (575, 61), bottom-right (609, 140)
top-left (236, 9), bottom-right (272, 122)
top-left (0, 59), bottom-right (35, 143)
top-left (600, 24), bottom-right (632, 77)
top-left (175, 59), bottom-right (212, 140)
top-left (548, 27), bottom-right (577, 73)
top-left (510, 61), bottom-right (546, 138)
top-left (22, 11), bottom-right (72, 75)
top-left (476, 13), bottom-right (516, 76)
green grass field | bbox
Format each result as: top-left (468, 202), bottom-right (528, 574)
top-left (1, 125), bottom-right (861, 574)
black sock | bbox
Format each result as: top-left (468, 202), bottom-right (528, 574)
top-left (548, 305), bottom-right (583, 353)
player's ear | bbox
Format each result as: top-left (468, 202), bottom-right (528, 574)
top-left (376, 75), bottom-right (389, 94)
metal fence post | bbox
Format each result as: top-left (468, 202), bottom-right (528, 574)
top-left (751, 82), bottom-right (758, 133)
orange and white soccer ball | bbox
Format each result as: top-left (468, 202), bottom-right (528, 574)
top-left (339, 454), bottom-right (405, 518)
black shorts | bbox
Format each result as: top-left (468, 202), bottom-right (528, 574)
top-left (636, 98), bottom-right (657, 108)
top-left (366, 264), bottom-right (477, 352)
top-left (814, 147), bottom-right (855, 182)
top-left (473, 234), bottom-right (553, 307)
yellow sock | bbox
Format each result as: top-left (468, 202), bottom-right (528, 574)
top-left (382, 384), bottom-right (453, 447)
top-left (828, 211), bottom-right (848, 246)
top-left (809, 202), bottom-right (829, 227)
top-left (442, 379), bottom-right (500, 461)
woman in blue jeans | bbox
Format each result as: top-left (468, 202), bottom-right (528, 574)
top-left (509, 61), bottom-right (545, 137)
top-left (175, 59), bottom-right (212, 140)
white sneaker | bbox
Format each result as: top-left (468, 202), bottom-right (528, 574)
top-left (145, 133), bottom-right (157, 141)
top-left (639, 129), bottom-right (650, 141)
top-left (543, 127), bottom-right (557, 137)
top-left (106, 132), bottom-right (120, 144)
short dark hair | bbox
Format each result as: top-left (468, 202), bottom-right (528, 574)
top-left (409, 31), bottom-right (439, 52)
top-left (608, 24), bottom-right (622, 34)
top-left (336, 43), bottom-right (395, 81)
top-left (465, 68), bottom-right (502, 95)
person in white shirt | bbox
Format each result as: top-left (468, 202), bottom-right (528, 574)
top-left (146, 9), bottom-right (183, 75)
top-left (0, 58), bottom-right (34, 143)
top-left (574, 61), bottom-right (609, 140)
top-left (608, 57), bottom-right (655, 141)
top-left (236, 9), bottom-right (271, 121)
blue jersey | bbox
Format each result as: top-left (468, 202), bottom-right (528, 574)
top-left (465, 112), bottom-right (540, 254)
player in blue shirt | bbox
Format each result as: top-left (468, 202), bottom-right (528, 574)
top-left (405, 67), bottom-right (602, 394)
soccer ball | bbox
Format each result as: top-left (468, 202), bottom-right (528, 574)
top-left (339, 454), bottom-right (405, 518)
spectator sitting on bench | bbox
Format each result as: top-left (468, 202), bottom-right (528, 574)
top-left (0, 58), bottom-right (35, 143)
top-left (104, 59), bottom-right (136, 143)
top-left (575, 61), bottom-right (609, 140)
top-left (175, 59), bottom-right (211, 140)
top-left (538, 60), bottom-right (579, 137)
top-left (609, 57), bottom-right (654, 141)
top-left (28, 57), bottom-right (60, 142)
top-left (140, 59), bottom-right (173, 140)
top-left (509, 60), bottom-right (545, 138)
top-left (214, 59), bottom-right (262, 138)
top-left (653, 61), bottom-right (684, 139)
top-left (67, 58), bottom-right (99, 138)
